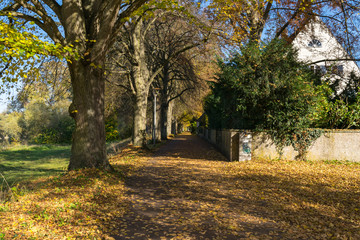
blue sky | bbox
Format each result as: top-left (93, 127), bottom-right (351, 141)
top-left (0, 94), bottom-right (8, 113)
top-left (0, 86), bottom-right (19, 113)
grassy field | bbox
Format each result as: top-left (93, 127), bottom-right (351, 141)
top-left (0, 138), bottom-right (132, 187)
top-left (0, 145), bottom-right (70, 187)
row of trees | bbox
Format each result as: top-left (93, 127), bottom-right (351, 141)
top-left (106, 6), bottom-right (212, 146)
top-left (1, 0), bottom-right (360, 170)
top-left (0, 2), bottom-right (213, 148)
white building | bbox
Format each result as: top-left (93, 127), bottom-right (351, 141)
top-left (292, 16), bottom-right (360, 89)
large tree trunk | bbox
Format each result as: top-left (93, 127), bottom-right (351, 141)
top-left (133, 88), bottom-right (149, 146)
top-left (167, 100), bottom-right (174, 136)
top-left (131, 17), bottom-right (151, 146)
top-left (160, 101), bottom-right (169, 140)
top-left (160, 99), bottom-right (174, 139)
top-left (171, 119), bottom-right (177, 135)
top-left (5, 0), bottom-right (148, 171)
top-left (67, 59), bottom-right (112, 170)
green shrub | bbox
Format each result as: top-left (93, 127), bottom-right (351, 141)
top-left (205, 39), bottom-right (319, 131)
top-left (205, 40), bottom-right (322, 157)
top-left (105, 117), bottom-right (120, 141)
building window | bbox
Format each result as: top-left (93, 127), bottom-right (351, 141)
top-left (310, 64), bottom-right (344, 76)
top-left (310, 65), bottom-right (324, 75)
top-left (320, 65), bottom-right (327, 74)
top-left (337, 65), bottom-right (344, 76)
top-left (325, 63), bottom-right (344, 77)
top-left (308, 39), bottom-right (322, 48)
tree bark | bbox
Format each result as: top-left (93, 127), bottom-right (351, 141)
top-left (171, 119), bottom-right (177, 135)
top-left (167, 100), bottom-right (174, 136)
top-left (133, 87), bottom-right (149, 146)
top-left (131, 18), bottom-right (151, 146)
top-left (3, 0), bottom-right (148, 170)
top-left (160, 99), bottom-right (174, 139)
top-left (160, 98), bottom-right (174, 140)
top-left (160, 101), bottom-right (169, 140)
top-left (67, 59), bottom-right (111, 170)
top-left (156, 102), bottom-right (161, 142)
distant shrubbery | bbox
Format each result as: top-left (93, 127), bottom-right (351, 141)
top-left (105, 115), bottom-right (132, 142)
top-left (312, 72), bottom-right (360, 129)
top-left (0, 100), bottom-right (131, 145)
top-left (0, 100), bottom-right (74, 145)
top-left (0, 59), bottom-right (76, 145)
top-left (0, 101), bottom-right (132, 145)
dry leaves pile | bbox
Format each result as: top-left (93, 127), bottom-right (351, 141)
top-left (0, 134), bottom-right (359, 239)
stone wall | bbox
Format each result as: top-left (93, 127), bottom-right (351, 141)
top-left (198, 128), bottom-right (252, 161)
top-left (198, 128), bottom-right (360, 162)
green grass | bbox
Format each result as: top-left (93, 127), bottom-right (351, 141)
top-left (0, 145), bottom-right (70, 186)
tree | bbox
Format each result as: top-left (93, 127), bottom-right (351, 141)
top-left (3, 58), bottom-right (74, 144)
top-left (0, 16), bottom-right (71, 91)
top-left (204, 39), bottom-right (319, 142)
top-left (0, 111), bottom-right (22, 143)
top-left (104, 78), bottom-right (134, 141)
top-left (15, 58), bottom-right (72, 108)
top-left (107, 15), bottom-right (162, 146)
top-left (207, 0), bottom-right (360, 58)
top-left (1, 0), bottom-right (148, 170)
top-left (149, 13), bottom-right (208, 139)
top-left (107, 2), bottom-right (210, 145)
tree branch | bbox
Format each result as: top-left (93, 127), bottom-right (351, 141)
top-left (106, 78), bottom-right (132, 92)
top-left (263, 0), bottom-right (273, 22)
top-left (168, 87), bottom-right (194, 104)
top-left (309, 58), bottom-right (360, 65)
top-left (41, 0), bottom-right (61, 19)
top-left (4, 1), bottom-right (64, 44)
top-left (111, 57), bottom-right (129, 70)
top-left (0, 57), bottom-right (12, 77)
top-left (149, 66), bottom-right (164, 84)
top-left (275, 6), bottom-right (301, 38)
top-left (112, 0), bottom-right (149, 41)
top-left (1, 2), bottom-right (21, 11)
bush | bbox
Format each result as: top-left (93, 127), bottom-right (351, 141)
top-left (14, 100), bottom-right (74, 144)
top-left (204, 40), bottom-right (322, 157)
top-left (205, 39), bottom-right (319, 131)
top-left (0, 112), bottom-right (22, 144)
top-left (312, 72), bottom-right (360, 129)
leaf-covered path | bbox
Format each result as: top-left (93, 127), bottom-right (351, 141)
top-left (1, 135), bottom-right (358, 239)
top-left (113, 133), bottom-right (283, 239)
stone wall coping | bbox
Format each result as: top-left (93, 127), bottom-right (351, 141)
top-left (201, 128), bottom-right (360, 134)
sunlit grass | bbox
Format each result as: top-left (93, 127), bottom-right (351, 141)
top-left (0, 145), bottom-right (70, 186)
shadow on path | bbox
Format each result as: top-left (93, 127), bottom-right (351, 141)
top-left (154, 134), bottom-right (227, 161)
top-left (112, 133), bottom-right (282, 239)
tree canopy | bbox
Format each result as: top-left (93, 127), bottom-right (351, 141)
top-left (0, 0), bottom-right (149, 170)
top-left (1, 0), bottom-right (360, 169)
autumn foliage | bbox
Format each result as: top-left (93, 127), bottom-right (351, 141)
top-left (1, 136), bottom-right (359, 239)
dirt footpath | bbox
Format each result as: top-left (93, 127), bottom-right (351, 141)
top-left (113, 133), bottom-right (282, 240)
